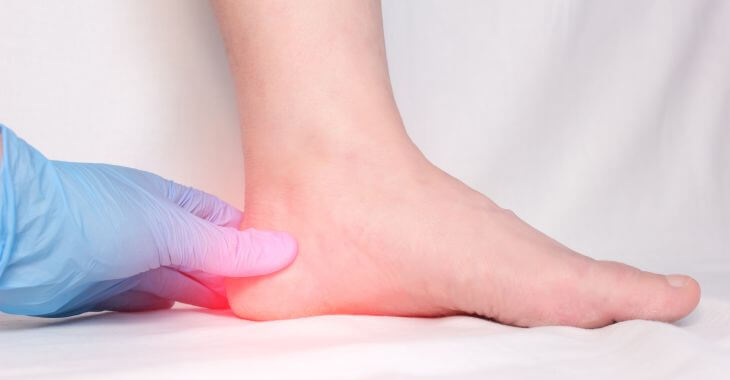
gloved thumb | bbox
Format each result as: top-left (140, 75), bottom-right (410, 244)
top-left (159, 212), bottom-right (298, 278)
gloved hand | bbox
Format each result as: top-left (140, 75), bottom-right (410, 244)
top-left (0, 125), bottom-right (297, 317)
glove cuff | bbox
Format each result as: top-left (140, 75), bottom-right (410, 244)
top-left (0, 124), bottom-right (17, 279)
top-left (0, 124), bottom-right (69, 316)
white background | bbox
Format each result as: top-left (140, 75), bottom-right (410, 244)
top-left (1, 1), bottom-right (729, 378)
top-left (0, 0), bottom-right (727, 291)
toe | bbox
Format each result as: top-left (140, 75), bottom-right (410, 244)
top-left (591, 260), bottom-right (701, 324)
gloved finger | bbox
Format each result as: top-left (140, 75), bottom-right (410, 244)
top-left (92, 164), bottom-right (243, 228)
top-left (162, 211), bottom-right (297, 278)
top-left (132, 267), bottom-right (229, 309)
top-left (166, 180), bottom-right (243, 228)
top-left (95, 290), bottom-right (175, 312)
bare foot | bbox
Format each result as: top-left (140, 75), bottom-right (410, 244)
top-left (213, 0), bottom-right (700, 328)
top-left (227, 134), bottom-right (700, 328)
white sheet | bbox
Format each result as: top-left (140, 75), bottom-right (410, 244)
top-left (2, 290), bottom-right (729, 379)
top-left (1, 0), bottom-right (728, 378)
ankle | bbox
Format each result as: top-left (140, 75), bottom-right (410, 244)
top-left (244, 115), bottom-right (426, 182)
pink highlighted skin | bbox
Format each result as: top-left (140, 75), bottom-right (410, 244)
top-left (215, 0), bottom-right (700, 327)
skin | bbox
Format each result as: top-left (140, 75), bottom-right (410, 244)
top-left (212, 0), bottom-right (700, 327)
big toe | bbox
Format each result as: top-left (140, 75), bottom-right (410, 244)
top-left (591, 260), bottom-right (701, 326)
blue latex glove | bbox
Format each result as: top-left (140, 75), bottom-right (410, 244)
top-left (0, 125), bottom-right (297, 317)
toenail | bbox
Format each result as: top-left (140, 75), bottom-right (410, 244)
top-left (666, 275), bottom-right (688, 288)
